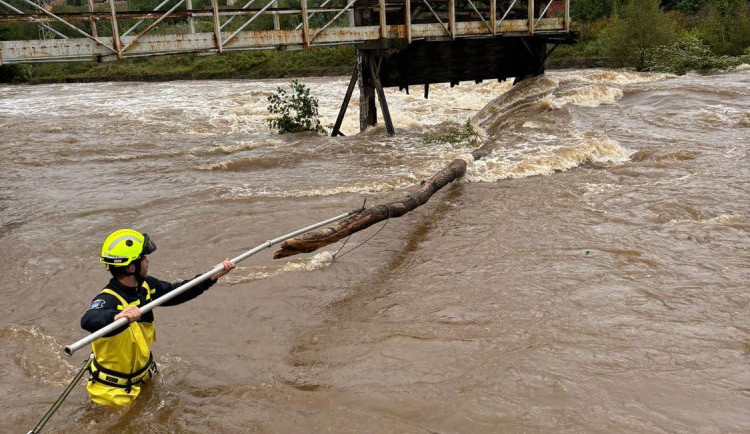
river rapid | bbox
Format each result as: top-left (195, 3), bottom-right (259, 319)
top-left (1, 67), bottom-right (749, 433)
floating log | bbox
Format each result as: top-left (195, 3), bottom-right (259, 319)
top-left (273, 158), bottom-right (470, 259)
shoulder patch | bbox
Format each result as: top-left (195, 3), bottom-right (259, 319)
top-left (89, 299), bottom-right (106, 309)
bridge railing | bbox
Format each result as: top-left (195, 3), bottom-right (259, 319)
top-left (0, 0), bottom-right (570, 64)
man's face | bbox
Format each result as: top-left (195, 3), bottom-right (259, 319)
top-left (138, 255), bottom-right (149, 278)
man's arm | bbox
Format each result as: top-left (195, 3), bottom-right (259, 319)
top-left (149, 259), bottom-right (235, 306)
top-left (80, 293), bottom-right (123, 335)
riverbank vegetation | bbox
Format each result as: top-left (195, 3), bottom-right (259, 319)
top-left (560, 0), bottom-right (750, 72)
top-left (1, 0), bottom-right (748, 83)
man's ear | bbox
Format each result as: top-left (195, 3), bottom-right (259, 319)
top-left (126, 263), bottom-right (136, 274)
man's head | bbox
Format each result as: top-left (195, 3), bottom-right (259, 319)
top-left (100, 229), bottom-right (156, 279)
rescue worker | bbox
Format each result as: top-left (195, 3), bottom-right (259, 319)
top-left (80, 229), bottom-right (235, 407)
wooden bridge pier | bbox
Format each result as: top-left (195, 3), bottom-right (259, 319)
top-left (331, 32), bottom-right (574, 136)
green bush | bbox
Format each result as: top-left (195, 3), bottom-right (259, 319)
top-left (646, 33), bottom-right (750, 73)
top-left (267, 79), bottom-right (326, 134)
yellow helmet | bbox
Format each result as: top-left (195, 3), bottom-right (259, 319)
top-left (100, 229), bottom-right (157, 267)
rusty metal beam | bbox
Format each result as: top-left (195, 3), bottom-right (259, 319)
top-left (310, 0), bottom-right (357, 44)
top-left (122, 0), bottom-right (172, 37)
top-left (533, 0), bottom-right (554, 30)
top-left (108, 0), bottom-right (122, 58)
top-left (222, 0), bottom-right (259, 30)
top-left (0, 8), bottom-right (357, 24)
top-left (420, 0), bottom-right (450, 37)
top-left (121, 0), bottom-right (186, 53)
top-left (87, 0), bottom-right (98, 37)
top-left (0, 0), bottom-right (68, 39)
top-left (224, 0), bottom-right (276, 47)
top-left (466, 0), bottom-right (491, 35)
top-left (496, 0), bottom-right (516, 33)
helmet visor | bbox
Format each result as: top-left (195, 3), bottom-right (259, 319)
top-left (142, 233), bottom-right (157, 255)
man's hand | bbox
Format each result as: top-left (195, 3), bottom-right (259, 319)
top-left (211, 258), bottom-right (235, 281)
top-left (114, 306), bottom-right (142, 323)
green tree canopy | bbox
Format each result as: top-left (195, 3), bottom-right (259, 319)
top-left (601, 0), bottom-right (678, 70)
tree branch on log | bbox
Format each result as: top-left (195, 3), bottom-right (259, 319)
top-left (273, 157), bottom-right (475, 259)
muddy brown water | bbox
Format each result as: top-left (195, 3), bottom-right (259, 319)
top-left (1, 67), bottom-right (749, 433)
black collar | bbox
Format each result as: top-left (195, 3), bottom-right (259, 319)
top-left (107, 277), bottom-right (142, 300)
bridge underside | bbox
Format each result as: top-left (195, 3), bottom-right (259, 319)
top-left (375, 35), bottom-right (572, 88)
top-left (330, 33), bottom-right (575, 135)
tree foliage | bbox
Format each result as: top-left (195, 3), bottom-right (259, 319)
top-left (695, 0), bottom-right (750, 54)
top-left (267, 80), bottom-right (326, 135)
top-left (661, 0), bottom-right (709, 13)
top-left (601, 0), bottom-right (678, 70)
top-left (646, 33), bottom-right (750, 73)
top-left (572, 0), bottom-right (617, 21)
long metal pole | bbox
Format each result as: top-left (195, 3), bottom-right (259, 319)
top-left (26, 355), bottom-right (94, 434)
top-left (64, 209), bottom-right (359, 356)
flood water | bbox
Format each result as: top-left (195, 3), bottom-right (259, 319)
top-left (1, 67), bottom-right (749, 433)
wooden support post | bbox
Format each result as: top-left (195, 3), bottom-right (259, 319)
top-left (88, 0), bottom-right (97, 37)
top-left (358, 51), bottom-right (377, 131)
top-left (448, 0), bottom-right (455, 39)
top-left (211, 0), bottom-right (223, 52)
top-left (564, 0), bottom-right (569, 32)
top-left (108, 0), bottom-right (122, 58)
top-left (331, 65), bottom-right (359, 137)
top-left (301, 0), bottom-right (310, 48)
top-left (489, 0), bottom-right (496, 36)
top-left (404, 0), bottom-right (411, 43)
top-left (370, 58), bottom-right (395, 135)
top-left (527, 0), bottom-right (533, 35)
top-left (186, 0), bottom-right (195, 34)
top-left (273, 0), bottom-right (280, 30)
top-left (379, 0), bottom-right (386, 38)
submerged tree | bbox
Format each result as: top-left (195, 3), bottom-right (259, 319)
top-left (601, 0), bottom-right (677, 70)
top-left (267, 79), bottom-right (326, 134)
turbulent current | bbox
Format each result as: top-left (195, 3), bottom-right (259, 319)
top-left (1, 67), bottom-right (749, 433)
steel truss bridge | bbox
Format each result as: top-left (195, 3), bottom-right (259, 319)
top-left (0, 0), bottom-right (570, 64)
